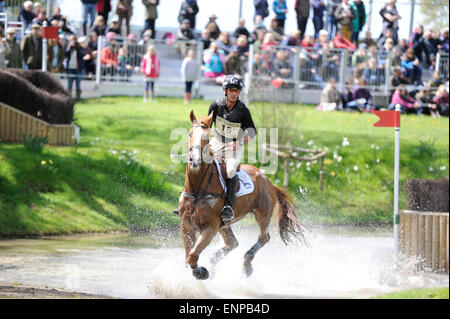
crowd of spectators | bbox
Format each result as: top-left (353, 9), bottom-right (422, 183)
top-left (0, 0), bottom-right (448, 114)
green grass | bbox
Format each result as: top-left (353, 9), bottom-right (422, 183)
top-left (0, 96), bottom-right (448, 235)
top-left (374, 287), bottom-right (449, 299)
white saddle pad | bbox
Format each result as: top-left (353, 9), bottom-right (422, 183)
top-left (214, 159), bottom-right (255, 198)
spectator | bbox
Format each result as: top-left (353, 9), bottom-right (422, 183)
top-left (295, 0), bottom-right (310, 39)
top-left (81, 0), bottom-right (97, 36)
top-left (315, 29), bottom-right (329, 48)
top-left (97, 0), bottom-right (112, 26)
top-left (326, 0), bottom-right (341, 39)
top-left (333, 29), bottom-right (356, 49)
top-left (319, 78), bottom-right (341, 111)
top-left (299, 51), bottom-right (322, 85)
top-left (203, 41), bottom-right (226, 80)
top-left (379, 0), bottom-right (401, 44)
top-left (21, 24), bottom-right (42, 70)
top-left (401, 48), bottom-right (422, 85)
top-left (321, 44), bottom-right (341, 81)
top-left (176, 19), bottom-right (196, 41)
top-left (254, 0), bottom-right (269, 22)
top-left (139, 29), bottom-right (153, 46)
top-left (140, 44), bottom-right (160, 102)
top-left (33, 2), bottom-right (42, 15)
top-left (415, 87), bottom-right (440, 117)
top-left (65, 35), bottom-right (85, 101)
top-left (269, 18), bottom-right (285, 43)
top-left (106, 16), bottom-right (121, 35)
top-left (273, 0), bottom-right (288, 31)
top-left (396, 38), bottom-right (408, 53)
top-left (261, 32), bottom-right (277, 51)
top-left (341, 78), bottom-right (354, 110)
top-left (18, 1), bottom-right (35, 31)
top-left (47, 37), bottom-right (64, 73)
top-left (178, 0), bottom-right (199, 30)
top-left (4, 28), bottom-right (23, 68)
top-left (31, 9), bottom-right (49, 27)
top-left (84, 32), bottom-right (98, 75)
top-left (350, 0), bottom-right (366, 43)
top-left (100, 32), bottom-right (119, 76)
top-left (391, 46), bottom-right (403, 67)
top-left (205, 14), bottom-right (221, 40)
top-left (116, 0), bottom-right (133, 36)
top-left (363, 57), bottom-right (385, 86)
top-left (117, 46), bottom-right (133, 80)
top-left (253, 28), bottom-right (267, 48)
top-left (180, 49), bottom-right (198, 104)
top-left (334, 0), bottom-right (355, 41)
top-left (234, 18), bottom-right (250, 40)
top-left (216, 31), bottom-right (233, 55)
top-left (376, 27), bottom-right (394, 48)
top-left (285, 29), bottom-right (302, 47)
top-left (225, 45), bottom-right (244, 76)
top-left (427, 71), bottom-right (443, 88)
top-left (0, 34), bottom-right (10, 70)
top-left (200, 29), bottom-right (212, 50)
top-left (271, 49), bottom-right (293, 88)
top-left (49, 6), bottom-right (73, 35)
top-left (351, 43), bottom-right (368, 78)
top-left (142, 0), bottom-right (159, 39)
top-left (377, 37), bottom-right (394, 66)
top-left (301, 34), bottom-right (315, 51)
top-left (359, 29), bottom-right (376, 48)
top-left (90, 16), bottom-right (106, 37)
top-left (410, 25), bottom-right (424, 59)
top-left (433, 84), bottom-right (449, 116)
top-left (422, 30), bottom-right (438, 68)
top-left (389, 85), bottom-right (419, 114)
top-left (390, 65), bottom-right (411, 96)
top-left (311, 0), bottom-right (326, 39)
top-left (235, 35), bottom-right (249, 56)
top-left (439, 28), bottom-right (448, 53)
top-left (351, 77), bottom-right (375, 111)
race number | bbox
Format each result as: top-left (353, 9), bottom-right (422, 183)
top-left (215, 116), bottom-right (241, 139)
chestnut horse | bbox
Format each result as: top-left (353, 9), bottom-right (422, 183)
top-left (178, 110), bottom-right (305, 280)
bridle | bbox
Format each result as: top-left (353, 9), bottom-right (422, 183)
top-left (183, 123), bottom-right (225, 206)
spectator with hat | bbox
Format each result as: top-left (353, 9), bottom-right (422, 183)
top-left (205, 14), bottom-right (221, 40)
top-left (107, 16), bottom-right (122, 35)
top-left (4, 28), bottom-right (23, 69)
top-left (100, 32), bottom-right (119, 76)
top-left (176, 19), bottom-right (196, 41)
top-left (21, 24), bottom-right (42, 70)
top-left (142, 0), bottom-right (159, 39)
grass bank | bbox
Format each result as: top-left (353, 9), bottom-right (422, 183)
top-left (0, 96), bottom-right (448, 235)
top-left (374, 286), bottom-right (449, 299)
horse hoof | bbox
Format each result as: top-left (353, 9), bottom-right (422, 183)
top-left (192, 266), bottom-right (209, 280)
top-left (243, 263), bottom-right (253, 277)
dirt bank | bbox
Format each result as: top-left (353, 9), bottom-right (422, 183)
top-left (0, 281), bottom-right (114, 299)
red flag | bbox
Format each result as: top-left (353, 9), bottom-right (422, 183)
top-left (371, 110), bottom-right (400, 128)
top-left (42, 26), bottom-right (59, 39)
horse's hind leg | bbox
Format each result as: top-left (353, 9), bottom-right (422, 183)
top-left (210, 227), bottom-right (239, 265)
top-left (243, 209), bottom-right (271, 277)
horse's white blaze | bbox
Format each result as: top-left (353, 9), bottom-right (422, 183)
top-left (191, 125), bottom-right (203, 168)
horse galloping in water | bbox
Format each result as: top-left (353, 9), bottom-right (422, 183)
top-left (178, 110), bottom-right (305, 280)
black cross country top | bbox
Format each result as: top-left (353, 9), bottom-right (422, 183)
top-left (208, 97), bottom-right (257, 143)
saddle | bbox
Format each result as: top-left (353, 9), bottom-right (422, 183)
top-left (216, 160), bottom-right (241, 193)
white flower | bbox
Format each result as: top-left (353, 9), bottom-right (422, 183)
top-left (299, 186), bottom-right (308, 195)
top-left (376, 158), bottom-right (380, 163)
top-left (353, 165), bottom-right (358, 171)
top-left (306, 166), bottom-right (311, 171)
top-left (365, 164), bottom-right (369, 168)
top-left (307, 140), bottom-right (314, 146)
top-left (110, 149), bottom-right (117, 155)
top-left (336, 156), bottom-right (343, 162)
top-left (133, 150), bottom-right (139, 154)
top-left (89, 141), bottom-right (94, 145)
top-left (118, 155), bottom-right (124, 160)
top-left (342, 137), bottom-right (350, 147)
top-left (289, 162), bottom-right (294, 167)
top-left (370, 144), bottom-right (375, 149)
top-left (375, 146), bottom-right (380, 150)
top-left (121, 150), bottom-right (127, 154)
top-left (429, 166), bottom-right (434, 171)
top-left (126, 161), bottom-right (131, 166)
top-left (95, 137), bottom-right (100, 141)
top-left (440, 166), bottom-right (447, 171)
top-left (296, 162), bottom-right (302, 169)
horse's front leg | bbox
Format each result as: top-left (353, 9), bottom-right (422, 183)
top-left (187, 226), bottom-right (218, 280)
top-left (210, 227), bottom-right (239, 265)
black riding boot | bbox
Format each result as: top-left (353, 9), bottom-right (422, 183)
top-left (221, 175), bottom-right (239, 222)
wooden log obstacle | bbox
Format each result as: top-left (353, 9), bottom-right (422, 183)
top-left (0, 102), bottom-right (78, 146)
top-left (262, 143), bottom-right (328, 190)
top-left (399, 211), bottom-right (449, 273)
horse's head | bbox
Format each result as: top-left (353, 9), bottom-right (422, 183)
top-left (188, 109), bottom-right (213, 171)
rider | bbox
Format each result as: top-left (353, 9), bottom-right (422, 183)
top-left (174, 74), bottom-right (257, 222)
top-left (208, 75), bottom-right (257, 222)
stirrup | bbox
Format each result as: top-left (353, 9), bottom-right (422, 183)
top-left (221, 205), bottom-right (234, 221)
top-left (173, 208), bottom-right (179, 215)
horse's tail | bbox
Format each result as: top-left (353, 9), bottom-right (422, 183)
top-left (273, 185), bottom-right (306, 245)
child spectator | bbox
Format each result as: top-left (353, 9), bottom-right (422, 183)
top-left (415, 87), bottom-right (440, 118)
top-left (180, 49), bottom-right (198, 104)
top-left (90, 16), bottom-right (106, 37)
top-left (117, 47), bottom-right (133, 80)
top-left (433, 84), bottom-right (449, 116)
top-left (333, 30), bottom-right (356, 49)
top-left (100, 32), bottom-right (119, 76)
top-left (351, 77), bottom-right (375, 111)
top-left (140, 45), bottom-right (160, 102)
top-left (319, 78), bottom-right (341, 111)
top-left (389, 85), bottom-right (419, 114)
top-left (401, 48), bottom-right (423, 85)
top-left (362, 57), bottom-right (384, 86)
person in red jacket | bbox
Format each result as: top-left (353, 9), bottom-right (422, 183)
top-left (97, 0), bottom-right (112, 26)
top-left (140, 45), bottom-right (161, 102)
top-left (333, 29), bottom-right (356, 50)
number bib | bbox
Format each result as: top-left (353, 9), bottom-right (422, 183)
top-left (215, 116), bottom-right (241, 139)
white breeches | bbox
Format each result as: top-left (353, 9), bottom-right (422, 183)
top-left (210, 137), bottom-right (243, 179)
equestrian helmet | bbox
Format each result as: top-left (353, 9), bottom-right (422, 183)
top-left (223, 75), bottom-right (244, 91)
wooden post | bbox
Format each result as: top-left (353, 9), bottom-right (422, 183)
top-left (432, 216), bottom-right (440, 272)
top-left (418, 214), bottom-right (426, 270)
top-left (405, 213), bottom-right (412, 256)
top-left (283, 158), bottom-right (289, 189)
top-left (425, 215), bottom-right (433, 270)
top-left (439, 215), bottom-right (447, 272)
top-left (411, 214), bottom-right (419, 258)
top-left (319, 156), bottom-right (325, 191)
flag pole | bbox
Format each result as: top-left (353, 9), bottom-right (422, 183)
top-left (393, 104), bottom-right (401, 254)
top-left (42, 21), bottom-right (48, 72)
